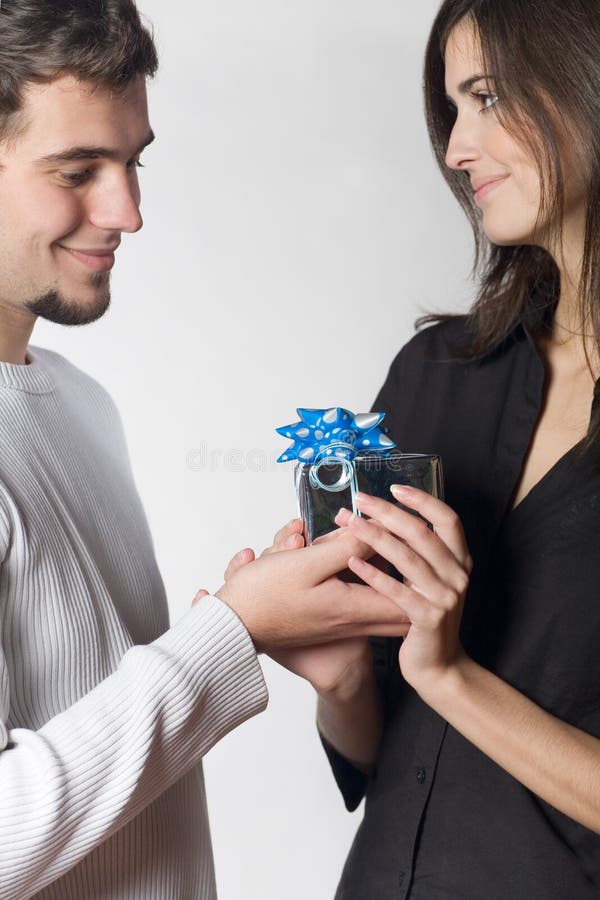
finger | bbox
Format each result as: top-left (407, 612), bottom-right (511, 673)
top-left (347, 556), bottom-right (443, 630)
top-left (264, 519), bottom-right (305, 554)
top-left (348, 511), bottom-right (466, 600)
top-left (313, 524), bottom-right (354, 545)
top-left (283, 528), bottom-right (372, 586)
top-left (262, 532), bottom-right (305, 556)
top-left (192, 589), bottom-right (210, 607)
top-left (304, 509), bottom-right (353, 544)
top-left (355, 491), bottom-right (470, 576)
top-left (224, 547), bottom-right (256, 580)
top-left (389, 485), bottom-right (472, 570)
top-left (334, 507), bottom-right (352, 527)
top-left (277, 518), bottom-right (305, 543)
top-left (347, 513), bottom-right (445, 600)
top-left (352, 516), bottom-right (467, 611)
top-left (314, 575), bottom-right (412, 635)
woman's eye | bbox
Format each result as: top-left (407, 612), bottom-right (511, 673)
top-left (473, 91), bottom-right (499, 113)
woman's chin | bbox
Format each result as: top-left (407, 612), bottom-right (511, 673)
top-left (481, 227), bottom-right (539, 249)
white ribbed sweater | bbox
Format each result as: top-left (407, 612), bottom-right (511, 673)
top-left (0, 346), bottom-right (268, 899)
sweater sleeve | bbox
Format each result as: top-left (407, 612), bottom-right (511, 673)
top-left (0, 590), bottom-right (268, 900)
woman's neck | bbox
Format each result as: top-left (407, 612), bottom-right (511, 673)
top-left (547, 210), bottom-right (587, 336)
top-left (539, 228), bottom-right (600, 377)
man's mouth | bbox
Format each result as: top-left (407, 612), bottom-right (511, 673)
top-left (58, 245), bottom-right (118, 272)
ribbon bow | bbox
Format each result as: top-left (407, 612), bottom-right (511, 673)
top-left (276, 407), bottom-right (395, 464)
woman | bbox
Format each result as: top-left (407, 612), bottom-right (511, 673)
top-left (224, 0), bottom-right (600, 895)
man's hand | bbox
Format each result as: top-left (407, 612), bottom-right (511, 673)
top-left (192, 518), bottom-right (305, 605)
top-left (193, 516), bottom-right (409, 697)
top-left (215, 524), bottom-right (409, 654)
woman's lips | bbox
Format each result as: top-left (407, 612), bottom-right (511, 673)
top-left (474, 176), bottom-right (509, 204)
top-left (60, 246), bottom-right (116, 272)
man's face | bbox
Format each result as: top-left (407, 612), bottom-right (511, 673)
top-left (0, 74), bottom-right (153, 326)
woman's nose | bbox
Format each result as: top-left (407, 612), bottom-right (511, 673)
top-left (444, 115), bottom-right (482, 172)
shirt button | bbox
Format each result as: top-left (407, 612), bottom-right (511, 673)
top-left (398, 870), bottom-right (405, 886)
top-left (416, 768), bottom-right (426, 784)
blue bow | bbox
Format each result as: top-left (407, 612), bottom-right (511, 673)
top-left (276, 407), bottom-right (395, 464)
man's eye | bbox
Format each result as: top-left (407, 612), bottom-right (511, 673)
top-left (60, 170), bottom-right (92, 186)
top-left (128, 159), bottom-right (146, 171)
top-left (59, 160), bottom-right (145, 186)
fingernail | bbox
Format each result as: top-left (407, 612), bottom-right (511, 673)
top-left (286, 534), bottom-right (298, 547)
top-left (355, 492), bottom-right (372, 505)
top-left (348, 512), bottom-right (364, 526)
top-left (391, 484), bottom-right (412, 499)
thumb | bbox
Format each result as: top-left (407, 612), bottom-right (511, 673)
top-left (224, 547), bottom-right (256, 581)
top-left (192, 589), bottom-right (210, 607)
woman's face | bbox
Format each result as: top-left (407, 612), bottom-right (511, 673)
top-left (443, 19), bottom-right (588, 252)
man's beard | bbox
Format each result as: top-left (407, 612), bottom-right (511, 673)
top-left (24, 273), bottom-right (111, 326)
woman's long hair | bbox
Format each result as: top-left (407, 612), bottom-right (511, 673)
top-left (422, 0), bottom-right (600, 448)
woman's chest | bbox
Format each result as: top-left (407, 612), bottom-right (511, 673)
top-left (509, 361), bottom-right (596, 512)
top-left (466, 487), bottom-right (600, 727)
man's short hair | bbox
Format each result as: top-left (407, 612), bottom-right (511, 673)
top-left (0, 0), bottom-right (158, 142)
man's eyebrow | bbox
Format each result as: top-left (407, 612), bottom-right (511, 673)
top-left (446, 74), bottom-right (494, 101)
top-left (35, 128), bottom-right (156, 165)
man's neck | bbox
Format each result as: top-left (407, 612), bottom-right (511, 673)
top-left (0, 302), bottom-right (36, 364)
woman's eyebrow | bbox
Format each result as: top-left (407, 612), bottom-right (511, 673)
top-left (446, 74), bottom-right (493, 101)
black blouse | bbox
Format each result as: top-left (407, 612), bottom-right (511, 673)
top-left (326, 315), bottom-right (600, 899)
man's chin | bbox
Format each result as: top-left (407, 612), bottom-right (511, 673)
top-left (24, 286), bottom-right (111, 326)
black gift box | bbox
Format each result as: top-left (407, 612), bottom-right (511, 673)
top-left (295, 450), bottom-right (444, 543)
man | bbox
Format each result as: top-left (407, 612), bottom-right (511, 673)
top-left (0, 2), bottom-right (408, 898)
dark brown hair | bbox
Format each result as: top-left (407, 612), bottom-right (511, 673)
top-left (0, 0), bottom-right (158, 141)
top-left (422, 0), bottom-right (600, 447)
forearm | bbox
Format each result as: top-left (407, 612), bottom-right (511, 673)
top-left (316, 659), bottom-right (384, 770)
top-left (419, 656), bottom-right (600, 832)
top-left (0, 596), bottom-right (267, 900)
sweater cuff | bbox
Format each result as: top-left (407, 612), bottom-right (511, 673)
top-left (155, 594), bottom-right (268, 742)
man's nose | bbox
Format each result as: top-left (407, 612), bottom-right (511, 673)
top-left (87, 172), bottom-right (143, 234)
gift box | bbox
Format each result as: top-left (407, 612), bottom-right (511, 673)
top-left (277, 407), bottom-right (444, 543)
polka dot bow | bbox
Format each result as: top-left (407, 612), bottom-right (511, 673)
top-left (276, 407), bottom-right (396, 464)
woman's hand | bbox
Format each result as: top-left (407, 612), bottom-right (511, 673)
top-left (341, 485), bottom-right (473, 697)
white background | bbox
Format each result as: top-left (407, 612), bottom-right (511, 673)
top-left (34, 2), bottom-right (474, 897)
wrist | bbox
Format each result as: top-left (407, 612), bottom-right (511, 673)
top-left (315, 646), bottom-right (376, 705)
top-left (410, 651), bottom-right (473, 710)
